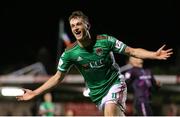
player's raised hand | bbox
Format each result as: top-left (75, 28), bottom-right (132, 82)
top-left (155, 44), bottom-right (173, 60)
top-left (16, 89), bottom-right (37, 101)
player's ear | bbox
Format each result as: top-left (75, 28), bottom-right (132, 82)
top-left (85, 23), bottom-right (90, 30)
top-left (87, 23), bottom-right (91, 30)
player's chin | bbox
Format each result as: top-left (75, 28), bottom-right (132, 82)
top-left (76, 36), bottom-right (83, 41)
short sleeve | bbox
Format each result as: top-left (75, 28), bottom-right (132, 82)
top-left (107, 35), bottom-right (127, 54)
top-left (57, 52), bottom-right (73, 72)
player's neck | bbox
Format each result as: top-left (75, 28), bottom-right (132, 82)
top-left (77, 39), bottom-right (91, 48)
top-left (77, 33), bottom-right (92, 48)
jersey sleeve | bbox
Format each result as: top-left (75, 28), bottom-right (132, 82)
top-left (107, 35), bottom-right (127, 54)
top-left (57, 51), bottom-right (73, 73)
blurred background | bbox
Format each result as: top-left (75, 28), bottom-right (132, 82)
top-left (0, 0), bottom-right (179, 116)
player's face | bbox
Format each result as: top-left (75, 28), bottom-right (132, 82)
top-left (70, 17), bottom-right (89, 41)
top-left (44, 93), bottom-right (52, 102)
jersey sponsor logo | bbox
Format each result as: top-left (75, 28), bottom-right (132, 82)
top-left (95, 48), bottom-right (103, 56)
top-left (115, 40), bottom-right (122, 49)
top-left (77, 56), bottom-right (83, 61)
top-left (82, 59), bottom-right (105, 69)
top-left (89, 59), bottom-right (105, 68)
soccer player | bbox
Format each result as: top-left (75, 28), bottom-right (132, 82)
top-left (124, 57), bottom-right (161, 116)
top-left (16, 11), bottom-right (173, 116)
top-left (38, 93), bottom-right (55, 116)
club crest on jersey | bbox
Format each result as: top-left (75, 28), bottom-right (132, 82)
top-left (95, 48), bottom-right (103, 56)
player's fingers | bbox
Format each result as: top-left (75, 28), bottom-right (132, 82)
top-left (167, 52), bottom-right (173, 55)
top-left (158, 44), bottom-right (166, 51)
top-left (165, 48), bottom-right (173, 53)
top-left (156, 45), bottom-right (166, 55)
top-left (165, 55), bottom-right (171, 58)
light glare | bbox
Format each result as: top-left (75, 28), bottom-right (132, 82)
top-left (1, 87), bottom-right (24, 96)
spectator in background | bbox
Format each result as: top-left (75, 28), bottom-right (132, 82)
top-left (38, 92), bottom-right (55, 116)
top-left (124, 57), bottom-right (161, 116)
top-left (166, 102), bottom-right (178, 116)
top-left (65, 109), bottom-right (75, 116)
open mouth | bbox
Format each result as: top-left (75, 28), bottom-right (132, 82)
top-left (74, 30), bottom-right (82, 37)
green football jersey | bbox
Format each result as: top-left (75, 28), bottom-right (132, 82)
top-left (39, 102), bottom-right (55, 116)
top-left (57, 34), bottom-right (127, 104)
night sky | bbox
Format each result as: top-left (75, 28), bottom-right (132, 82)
top-left (0, 0), bottom-right (179, 74)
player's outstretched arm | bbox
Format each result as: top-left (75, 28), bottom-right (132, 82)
top-left (16, 71), bottom-right (65, 101)
top-left (125, 44), bottom-right (173, 60)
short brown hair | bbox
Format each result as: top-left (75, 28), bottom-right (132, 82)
top-left (68, 10), bottom-right (89, 25)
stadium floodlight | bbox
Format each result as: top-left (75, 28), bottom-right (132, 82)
top-left (0, 87), bottom-right (24, 96)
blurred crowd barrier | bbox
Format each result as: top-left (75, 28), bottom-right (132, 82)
top-left (0, 74), bottom-right (179, 116)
